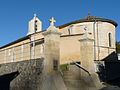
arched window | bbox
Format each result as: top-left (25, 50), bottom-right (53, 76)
top-left (108, 33), bottom-right (112, 47)
top-left (68, 25), bottom-right (73, 35)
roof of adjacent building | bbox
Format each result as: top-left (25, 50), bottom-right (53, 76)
top-left (58, 16), bottom-right (118, 29)
top-left (0, 36), bottom-right (29, 49)
top-left (0, 16), bottom-right (118, 49)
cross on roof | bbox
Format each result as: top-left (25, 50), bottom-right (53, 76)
top-left (34, 13), bottom-right (37, 18)
top-left (49, 17), bottom-right (56, 26)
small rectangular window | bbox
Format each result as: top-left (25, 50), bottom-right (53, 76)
top-left (108, 33), bottom-right (112, 47)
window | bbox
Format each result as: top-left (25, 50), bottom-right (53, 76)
top-left (68, 25), bottom-right (73, 35)
top-left (108, 33), bottom-right (112, 47)
top-left (35, 20), bottom-right (38, 32)
top-left (35, 25), bottom-right (37, 31)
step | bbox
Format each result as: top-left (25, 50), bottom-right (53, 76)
top-left (67, 87), bottom-right (97, 90)
top-left (63, 72), bottom-right (76, 76)
top-left (63, 72), bottom-right (81, 80)
top-left (67, 87), bottom-right (83, 90)
top-left (64, 79), bottom-right (85, 88)
top-left (64, 79), bottom-right (97, 88)
top-left (63, 70), bottom-right (80, 74)
top-left (63, 75), bottom-right (81, 80)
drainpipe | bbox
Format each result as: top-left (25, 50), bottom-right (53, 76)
top-left (93, 19), bottom-right (96, 61)
top-left (96, 22), bottom-right (100, 61)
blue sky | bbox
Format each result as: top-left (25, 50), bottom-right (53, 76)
top-left (0, 0), bottom-right (120, 46)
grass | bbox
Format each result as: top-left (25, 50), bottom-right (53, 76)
top-left (60, 64), bottom-right (69, 71)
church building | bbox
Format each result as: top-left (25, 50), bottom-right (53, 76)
top-left (0, 14), bottom-right (117, 64)
top-left (0, 14), bottom-right (119, 90)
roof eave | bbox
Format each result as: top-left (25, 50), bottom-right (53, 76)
top-left (58, 17), bottom-right (118, 29)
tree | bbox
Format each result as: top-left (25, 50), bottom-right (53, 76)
top-left (116, 41), bottom-right (120, 53)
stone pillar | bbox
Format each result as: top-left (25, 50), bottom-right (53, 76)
top-left (42, 17), bottom-right (67, 90)
top-left (79, 37), bottom-right (95, 74)
top-left (79, 32), bottom-right (102, 89)
top-left (42, 17), bottom-right (61, 75)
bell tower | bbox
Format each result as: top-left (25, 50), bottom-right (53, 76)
top-left (27, 14), bottom-right (42, 35)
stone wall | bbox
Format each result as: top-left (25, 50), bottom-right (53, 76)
top-left (0, 58), bottom-right (44, 90)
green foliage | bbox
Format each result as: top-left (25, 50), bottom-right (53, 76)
top-left (116, 41), bottom-right (120, 53)
top-left (60, 64), bottom-right (69, 71)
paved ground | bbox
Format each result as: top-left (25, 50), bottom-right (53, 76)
top-left (100, 86), bottom-right (120, 90)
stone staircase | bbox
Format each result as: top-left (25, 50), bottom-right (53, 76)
top-left (61, 63), bottom-right (120, 90)
top-left (62, 64), bottom-right (97, 90)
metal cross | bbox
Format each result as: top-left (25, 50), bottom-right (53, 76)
top-left (49, 17), bottom-right (56, 26)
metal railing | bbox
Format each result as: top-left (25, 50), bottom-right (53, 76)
top-left (70, 61), bottom-right (91, 76)
top-left (0, 39), bottom-right (44, 64)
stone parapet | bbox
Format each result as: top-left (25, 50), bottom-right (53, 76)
top-left (0, 58), bottom-right (44, 90)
